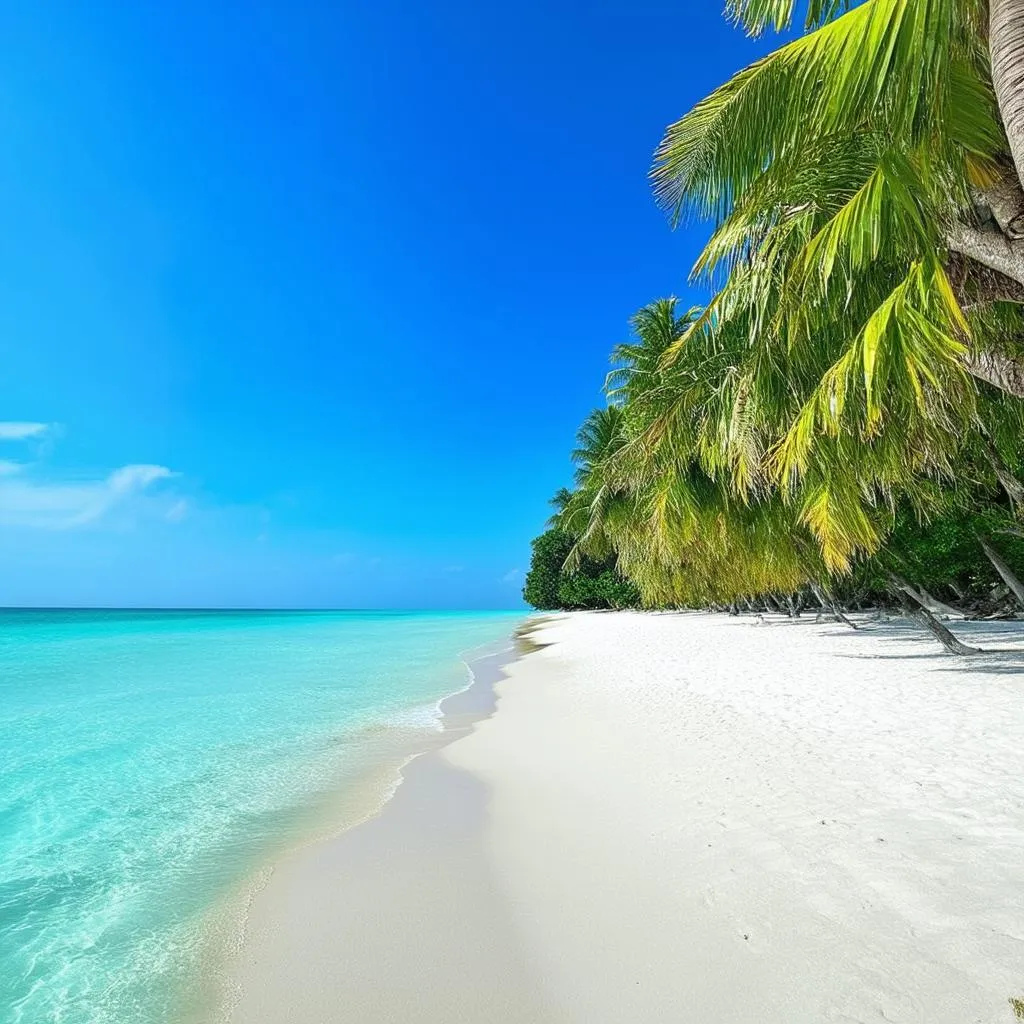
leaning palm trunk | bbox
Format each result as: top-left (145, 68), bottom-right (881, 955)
top-left (941, 2), bottom-right (1024, 396)
top-left (984, 440), bottom-right (1024, 513)
top-left (888, 578), bottom-right (982, 654)
top-left (909, 607), bottom-right (984, 655)
top-left (978, 534), bottom-right (1024, 608)
top-left (809, 581), bottom-right (857, 629)
top-left (991, 0), bottom-right (1024, 196)
top-left (890, 575), bottom-right (965, 619)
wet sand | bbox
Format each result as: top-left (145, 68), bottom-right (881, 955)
top-left (222, 641), bottom-right (550, 1023)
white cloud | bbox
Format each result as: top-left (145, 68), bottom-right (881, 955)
top-left (0, 463), bottom-right (175, 529)
top-left (501, 567), bottom-right (523, 584)
top-left (0, 460), bottom-right (23, 476)
top-left (107, 464), bottom-right (173, 494)
top-left (165, 498), bottom-right (189, 523)
top-left (0, 422), bottom-right (50, 441)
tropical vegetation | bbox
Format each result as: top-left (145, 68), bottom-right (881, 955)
top-left (522, 529), bottom-right (641, 610)
top-left (524, 0), bottom-right (1024, 643)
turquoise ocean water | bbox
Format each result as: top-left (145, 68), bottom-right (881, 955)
top-left (0, 609), bottom-right (523, 1024)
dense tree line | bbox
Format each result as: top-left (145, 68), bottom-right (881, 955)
top-left (522, 530), bottom-right (640, 610)
top-left (524, 0), bottom-right (1024, 645)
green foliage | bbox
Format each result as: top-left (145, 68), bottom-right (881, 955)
top-left (534, 1), bottom-right (1024, 612)
top-left (522, 530), bottom-right (573, 610)
top-left (543, 290), bottom-right (1024, 609)
top-left (858, 498), bottom-right (1024, 601)
top-left (641, 0), bottom-right (1024, 573)
top-left (556, 563), bottom-right (642, 611)
top-left (522, 529), bottom-right (640, 611)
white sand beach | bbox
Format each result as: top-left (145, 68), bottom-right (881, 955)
top-left (223, 611), bottom-right (1024, 1024)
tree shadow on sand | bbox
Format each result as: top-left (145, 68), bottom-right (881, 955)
top-left (828, 618), bottom-right (1024, 677)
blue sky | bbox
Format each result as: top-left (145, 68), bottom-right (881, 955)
top-left (0, 1), bottom-right (774, 608)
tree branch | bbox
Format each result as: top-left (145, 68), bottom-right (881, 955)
top-left (946, 221), bottom-right (1024, 287)
top-left (962, 344), bottom-right (1024, 398)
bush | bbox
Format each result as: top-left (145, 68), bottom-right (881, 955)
top-left (522, 530), bottom-right (574, 610)
top-left (523, 529), bottom-right (641, 610)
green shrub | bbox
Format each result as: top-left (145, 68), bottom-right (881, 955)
top-left (523, 529), bottom-right (641, 610)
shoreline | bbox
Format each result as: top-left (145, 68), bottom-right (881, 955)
top-left (189, 621), bottom-right (535, 1024)
top-left (219, 610), bottom-right (1024, 1023)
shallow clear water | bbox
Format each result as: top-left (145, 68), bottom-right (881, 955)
top-left (0, 609), bottom-right (523, 1024)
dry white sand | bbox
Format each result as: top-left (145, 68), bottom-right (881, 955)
top-left (223, 611), bottom-right (1024, 1024)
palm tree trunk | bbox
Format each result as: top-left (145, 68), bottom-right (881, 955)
top-left (917, 585), bottom-right (964, 619)
top-left (991, 0), bottom-right (1024, 195)
top-left (890, 575), bottom-right (964, 618)
top-left (947, 221), bottom-right (1024, 284)
top-left (809, 581), bottom-right (857, 629)
top-left (889, 580), bottom-right (982, 654)
top-left (962, 344), bottom-right (1024, 399)
top-left (978, 534), bottom-right (1024, 608)
top-left (949, 4), bottom-right (1024, 399)
top-left (909, 607), bottom-right (984, 655)
top-left (984, 439), bottom-right (1024, 513)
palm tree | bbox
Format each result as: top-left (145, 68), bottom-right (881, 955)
top-left (991, 0), bottom-right (1024, 196)
top-left (653, 0), bottom-right (1024, 398)
top-left (556, 300), bottom-right (818, 605)
top-left (530, 3), bottom-right (1024, 639)
top-left (640, 0), bottom-right (1024, 570)
top-left (556, 405), bottom-right (630, 566)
